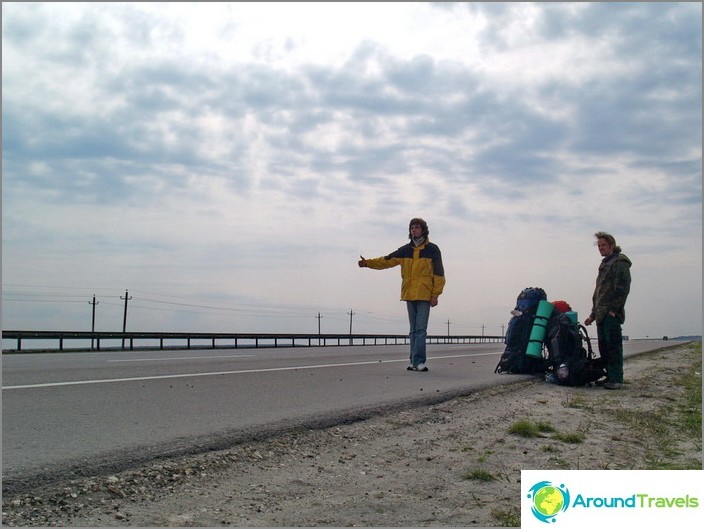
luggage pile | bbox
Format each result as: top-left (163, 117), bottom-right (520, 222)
top-left (495, 287), bottom-right (607, 386)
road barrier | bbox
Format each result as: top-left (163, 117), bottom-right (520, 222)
top-left (2, 330), bottom-right (504, 353)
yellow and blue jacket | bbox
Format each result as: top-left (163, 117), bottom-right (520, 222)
top-left (365, 239), bottom-right (445, 302)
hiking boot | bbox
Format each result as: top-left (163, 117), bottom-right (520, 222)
top-left (407, 364), bottom-right (418, 371)
top-left (417, 363), bottom-right (429, 372)
top-left (604, 382), bottom-right (622, 390)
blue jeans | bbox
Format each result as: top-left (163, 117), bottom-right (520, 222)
top-left (406, 301), bottom-right (431, 366)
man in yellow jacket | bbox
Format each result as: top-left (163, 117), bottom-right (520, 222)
top-left (358, 218), bottom-right (446, 372)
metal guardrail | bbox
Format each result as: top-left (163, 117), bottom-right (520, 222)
top-left (2, 330), bottom-right (505, 353)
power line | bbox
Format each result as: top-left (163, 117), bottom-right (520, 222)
top-left (1, 299), bottom-right (89, 304)
top-left (5, 284), bottom-right (504, 332)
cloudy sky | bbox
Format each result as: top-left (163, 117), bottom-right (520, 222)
top-left (2, 2), bottom-right (701, 341)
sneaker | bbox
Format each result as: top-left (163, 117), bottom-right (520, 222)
top-left (417, 363), bottom-right (429, 372)
top-left (604, 382), bottom-right (622, 390)
top-left (407, 364), bottom-right (418, 371)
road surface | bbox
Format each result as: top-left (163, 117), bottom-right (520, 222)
top-left (2, 339), bottom-right (677, 491)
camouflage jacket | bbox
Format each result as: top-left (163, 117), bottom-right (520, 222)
top-left (590, 251), bottom-right (632, 324)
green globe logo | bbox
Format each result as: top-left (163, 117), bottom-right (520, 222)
top-left (527, 481), bottom-right (570, 523)
top-left (535, 486), bottom-right (564, 515)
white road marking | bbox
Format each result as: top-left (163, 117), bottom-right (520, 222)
top-left (2, 352), bottom-right (502, 390)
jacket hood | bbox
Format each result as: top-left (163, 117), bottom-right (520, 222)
top-left (604, 251), bottom-right (631, 268)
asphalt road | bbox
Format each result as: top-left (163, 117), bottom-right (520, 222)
top-left (1, 339), bottom-right (677, 490)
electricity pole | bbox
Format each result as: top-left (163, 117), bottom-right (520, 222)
top-left (316, 312), bottom-right (323, 346)
top-left (89, 295), bottom-right (99, 349)
top-left (446, 319), bottom-right (451, 336)
top-left (121, 289), bottom-right (132, 349)
top-left (348, 309), bottom-right (355, 345)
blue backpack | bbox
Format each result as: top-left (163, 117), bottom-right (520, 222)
top-left (495, 287), bottom-right (549, 374)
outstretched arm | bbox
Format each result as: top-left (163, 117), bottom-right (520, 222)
top-left (361, 253), bottom-right (401, 270)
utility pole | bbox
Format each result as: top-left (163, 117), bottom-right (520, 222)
top-left (481, 324), bottom-right (485, 337)
top-left (89, 295), bottom-right (99, 349)
top-left (316, 312), bottom-right (323, 346)
top-left (348, 309), bottom-right (355, 345)
top-left (446, 319), bottom-right (451, 336)
top-left (121, 289), bottom-right (132, 349)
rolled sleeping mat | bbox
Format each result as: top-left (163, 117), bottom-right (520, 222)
top-left (526, 300), bottom-right (554, 358)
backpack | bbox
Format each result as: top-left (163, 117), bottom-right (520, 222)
top-left (545, 312), bottom-right (606, 386)
top-left (495, 287), bottom-right (549, 374)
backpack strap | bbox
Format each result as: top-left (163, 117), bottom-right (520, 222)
top-left (579, 324), bottom-right (595, 359)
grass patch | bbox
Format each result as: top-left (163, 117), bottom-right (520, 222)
top-left (553, 431), bottom-right (586, 444)
top-left (461, 468), bottom-right (496, 481)
top-left (677, 345), bottom-right (702, 439)
top-left (508, 420), bottom-right (555, 437)
top-left (490, 506), bottom-right (520, 527)
top-left (605, 342), bottom-right (702, 470)
top-left (537, 422), bottom-right (557, 433)
top-left (644, 454), bottom-right (702, 470)
top-left (510, 419), bottom-right (589, 444)
top-left (611, 407), bottom-right (672, 438)
top-left (563, 394), bottom-right (593, 411)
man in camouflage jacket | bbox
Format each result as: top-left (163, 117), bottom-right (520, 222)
top-left (584, 231), bottom-right (632, 389)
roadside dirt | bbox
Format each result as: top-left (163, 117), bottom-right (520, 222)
top-left (2, 342), bottom-right (701, 527)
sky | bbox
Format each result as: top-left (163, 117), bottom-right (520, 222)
top-left (2, 2), bottom-right (702, 341)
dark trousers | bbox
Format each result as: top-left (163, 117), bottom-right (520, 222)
top-left (596, 315), bottom-right (624, 383)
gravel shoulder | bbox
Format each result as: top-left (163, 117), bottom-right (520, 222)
top-left (2, 342), bottom-right (701, 527)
